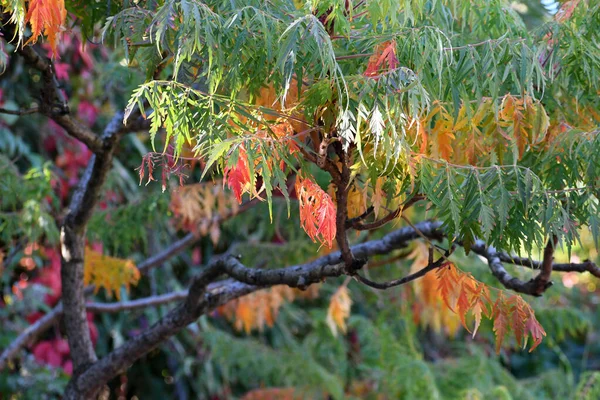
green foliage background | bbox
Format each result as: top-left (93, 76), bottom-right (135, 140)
top-left (1, 0), bottom-right (600, 399)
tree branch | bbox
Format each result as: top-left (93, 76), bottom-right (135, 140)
top-left (66, 220), bottom-right (445, 396)
top-left (469, 240), bottom-right (554, 297)
top-left (0, 304), bottom-right (63, 370)
top-left (0, 194), bottom-right (261, 372)
top-left (534, 235), bottom-right (558, 294)
top-left (354, 247), bottom-right (454, 289)
top-left (60, 113), bottom-right (130, 380)
top-left (497, 252), bottom-right (600, 277)
top-left (0, 107), bottom-right (39, 116)
top-left (45, 218), bottom-right (600, 396)
top-left (86, 292), bottom-right (187, 313)
top-left (9, 41), bottom-right (104, 153)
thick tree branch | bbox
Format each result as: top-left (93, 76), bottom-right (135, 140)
top-left (33, 218), bottom-right (600, 396)
top-left (534, 236), bottom-right (558, 294)
top-left (469, 240), bottom-right (554, 297)
top-left (60, 113), bottom-right (128, 380)
top-left (333, 148), bottom-right (363, 271)
top-left (68, 221), bottom-right (445, 397)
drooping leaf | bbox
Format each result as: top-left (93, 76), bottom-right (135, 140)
top-left (296, 176), bottom-right (337, 248)
top-left (24, 0), bottom-right (66, 54)
top-left (326, 285), bottom-right (352, 336)
top-left (224, 146), bottom-right (253, 203)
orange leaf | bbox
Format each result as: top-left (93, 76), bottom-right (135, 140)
top-left (412, 247), bottom-right (461, 336)
top-left (525, 308), bottom-right (546, 352)
top-left (470, 300), bottom-right (484, 337)
top-left (455, 285), bottom-right (472, 331)
top-left (218, 286), bottom-right (299, 333)
top-left (507, 295), bottom-right (528, 348)
top-left (555, 0), bottom-right (581, 22)
top-left (436, 262), bottom-right (460, 311)
top-left (296, 176), bottom-right (337, 248)
top-left (433, 109), bottom-right (455, 160)
top-left (420, 260), bottom-right (544, 353)
top-left (469, 286), bottom-right (490, 337)
top-left (25, 0), bottom-right (66, 54)
top-left (241, 388), bottom-right (301, 400)
top-left (370, 177), bottom-right (386, 218)
top-left (492, 294), bottom-right (510, 354)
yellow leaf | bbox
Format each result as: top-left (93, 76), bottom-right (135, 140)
top-left (453, 103), bottom-right (470, 132)
top-left (84, 247), bottom-right (140, 300)
top-left (370, 177), bottom-right (386, 218)
top-left (326, 285), bottom-right (352, 336)
top-left (346, 184), bottom-right (367, 219)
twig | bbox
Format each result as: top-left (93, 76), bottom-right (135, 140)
top-left (0, 304), bottom-right (63, 370)
top-left (353, 247), bottom-right (454, 289)
top-left (0, 107), bottom-right (39, 116)
top-left (350, 195), bottom-right (425, 231)
top-left (498, 253), bottom-right (600, 278)
top-left (86, 292), bottom-right (187, 313)
top-left (345, 206), bottom-right (374, 229)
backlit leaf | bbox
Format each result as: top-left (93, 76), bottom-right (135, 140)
top-left (326, 285), bottom-right (352, 336)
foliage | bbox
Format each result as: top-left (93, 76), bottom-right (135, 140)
top-left (83, 247), bottom-right (140, 300)
top-left (0, 0), bottom-right (599, 398)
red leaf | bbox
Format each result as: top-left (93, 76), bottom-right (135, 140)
top-left (224, 147), bottom-right (252, 203)
top-left (364, 41), bottom-right (399, 78)
top-left (316, 192), bottom-right (337, 248)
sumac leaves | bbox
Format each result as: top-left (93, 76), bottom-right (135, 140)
top-left (296, 176), bottom-right (337, 249)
